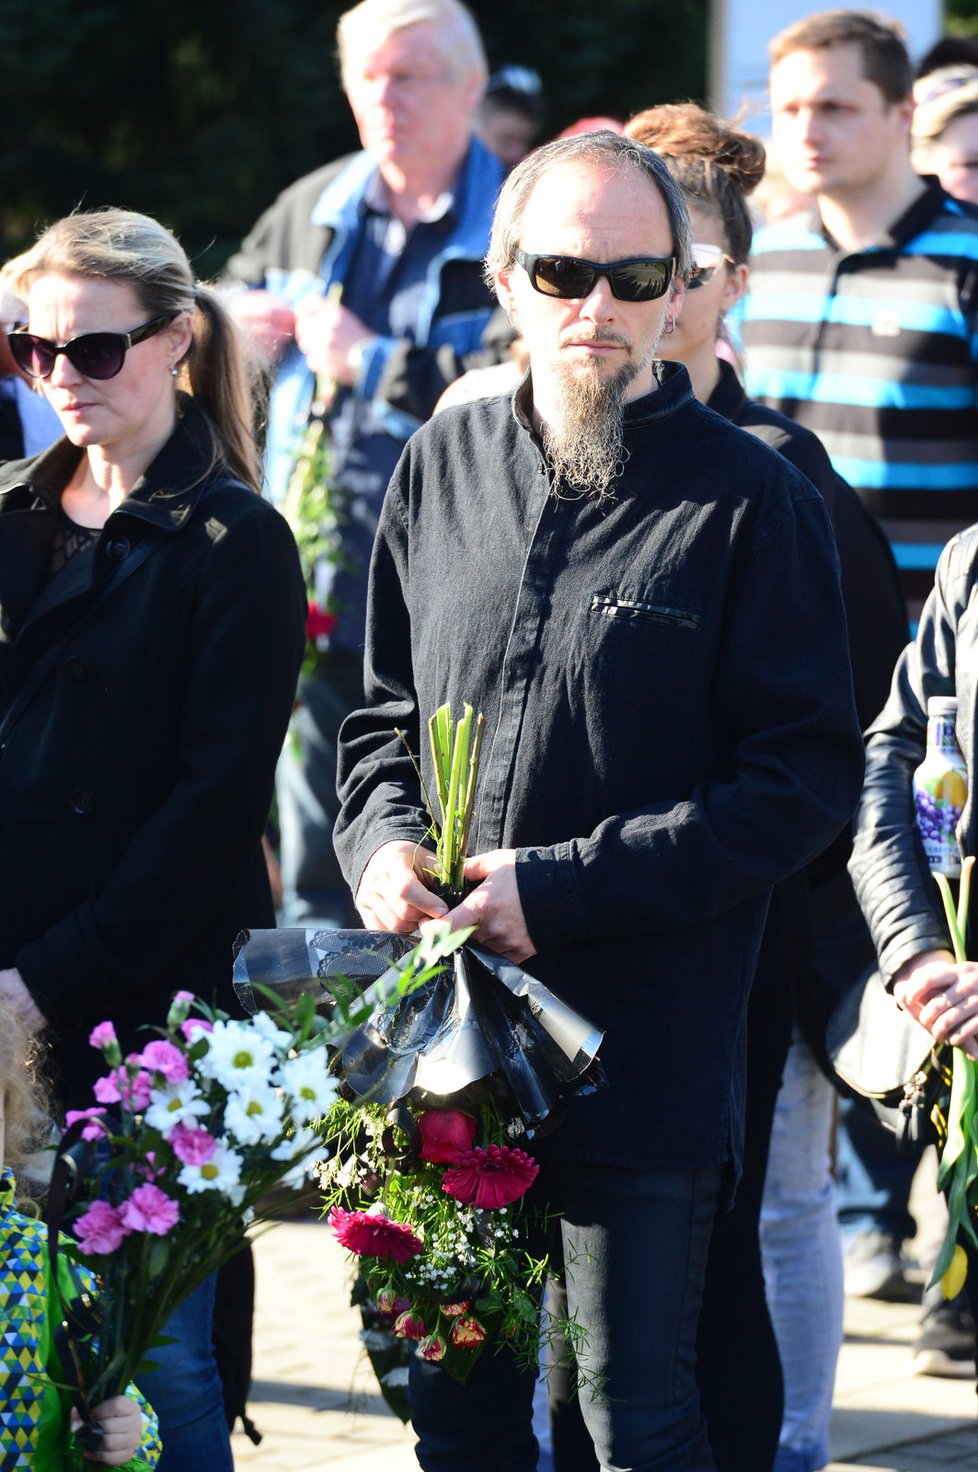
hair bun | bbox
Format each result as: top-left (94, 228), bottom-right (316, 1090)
top-left (625, 103), bottom-right (766, 197)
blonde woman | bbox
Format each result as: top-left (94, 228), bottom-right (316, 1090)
top-left (0, 209), bottom-right (306, 1469)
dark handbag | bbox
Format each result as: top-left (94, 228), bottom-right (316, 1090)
top-left (826, 963), bottom-right (950, 1148)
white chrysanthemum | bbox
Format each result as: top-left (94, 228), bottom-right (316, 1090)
top-left (223, 1084), bottom-right (285, 1146)
top-left (271, 1125), bottom-right (329, 1189)
top-left (144, 1080), bottom-right (210, 1135)
top-left (278, 1049), bottom-right (339, 1125)
top-left (248, 1011), bottom-right (294, 1054)
top-left (196, 1020), bottom-right (277, 1092)
top-left (178, 1140), bottom-right (245, 1204)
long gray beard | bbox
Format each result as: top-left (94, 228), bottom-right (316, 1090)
top-left (541, 364), bottom-right (634, 503)
top-left (539, 306), bottom-right (671, 501)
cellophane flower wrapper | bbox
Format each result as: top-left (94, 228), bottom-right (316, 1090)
top-left (233, 929), bottom-right (605, 1136)
top-left (234, 927), bottom-right (604, 1383)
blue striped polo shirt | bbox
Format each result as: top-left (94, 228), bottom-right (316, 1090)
top-left (739, 178), bottom-right (978, 622)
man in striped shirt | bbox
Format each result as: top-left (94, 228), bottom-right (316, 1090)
top-left (740, 9), bottom-right (978, 630)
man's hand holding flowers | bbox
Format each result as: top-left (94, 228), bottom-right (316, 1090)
top-left (893, 951), bottom-right (978, 1059)
top-left (445, 849), bottom-right (536, 964)
top-left (356, 841), bottom-right (448, 932)
top-left (358, 840), bottom-right (536, 964)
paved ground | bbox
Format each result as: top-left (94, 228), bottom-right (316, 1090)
top-left (232, 1171), bottom-right (978, 1472)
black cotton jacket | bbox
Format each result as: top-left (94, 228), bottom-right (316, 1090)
top-left (850, 525), bottom-right (978, 985)
top-left (0, 399), bottom-right (306, 1108)
top-left (335, 363), bottom-right (866, 1175)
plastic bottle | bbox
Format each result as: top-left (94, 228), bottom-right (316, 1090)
top-left (913, 696), bottom-right (968, 878)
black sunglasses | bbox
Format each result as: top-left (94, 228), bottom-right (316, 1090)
top-left (514, 248), bottom-right (675, 303)
top-left (7, 313), bottom-right (175, 381)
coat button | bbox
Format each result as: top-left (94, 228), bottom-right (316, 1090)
top-left (69, 788), bottom-right (95, 815)
top-left (65, 656), bottom-right (91, 682)
top-left (105, 537), bottom-right (130, 562)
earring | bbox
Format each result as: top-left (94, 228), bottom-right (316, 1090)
top-left (169, 364), bottom-right (179, 378)
top-left (662, 317), bottom-right (675, 336)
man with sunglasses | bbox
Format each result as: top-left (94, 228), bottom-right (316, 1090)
top-left (334, 129), bottom-right (864, 1472)
top-left (222, 0), bottom-right (503, 937)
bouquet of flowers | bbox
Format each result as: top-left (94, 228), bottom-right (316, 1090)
top-left (51, 934), bottom-right (450, 1462)
top-left (319, 1094), bottom-right (566, 1386)
top-left (282, 284), bottom-right (349, 677)
top-left (321, 704), bottom-right (597, 1386)
top-left (232, 704), bottom-right (604, 1394)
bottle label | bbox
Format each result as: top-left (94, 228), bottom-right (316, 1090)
top-left (914, 767), bottom-right (967, 875)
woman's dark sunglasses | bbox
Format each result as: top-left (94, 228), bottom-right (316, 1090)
top-left (7, 313), bottom-right (175, 381)
top-left (514, 248), bottom-right (675, 302)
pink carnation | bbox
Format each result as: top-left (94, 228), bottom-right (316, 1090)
top-left (417, 1333), bottom-right (447, 1362)
top-left (442, 1144), bottom-right (539, 1210)
top-left (417, 1109), bottom-right (477, 1164)
top-left (328, 1205), bottom-right (423, 1263)
top-left (170, 1124), bottom-right (218, 1165)
top-left (180, 1018), bottom-right (213, 1043)
top-left (74, 1201), bottom-right (130, 1256)
top-left (138, 1040), bottom-right (190, 1084)
top-left (120, 1183), bottom-right (180, 1237)
top-left (93, 1065), bottom-right (153, 1112)
top-left (88, 1022), bottom-right (118, 1052)
top-left (64, 1108), bottom-right (108, 1143)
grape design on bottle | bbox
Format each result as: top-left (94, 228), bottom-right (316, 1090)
top-left (913, 696), bottom-right (968, 878)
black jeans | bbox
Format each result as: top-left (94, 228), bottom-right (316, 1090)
top-left (409, 1158), bottom-right (722, 1472)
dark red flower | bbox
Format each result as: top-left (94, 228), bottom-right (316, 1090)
top-left (417, 1109), bottom-right (477, 1164)
top-left (306, 602), bottom-right (337, 643)
top-left (442, 1144), bottom-right (539, 1209)
top-left (328, 1205), bottom-right (423, 1263)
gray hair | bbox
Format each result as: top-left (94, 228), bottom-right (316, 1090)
top-left (337, 0), bottom-right (487, 91)
top-left (485, 131), bottom-right (694, 284)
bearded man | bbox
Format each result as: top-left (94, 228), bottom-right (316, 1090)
top-left (334, 130), bottom-right (865, 1472)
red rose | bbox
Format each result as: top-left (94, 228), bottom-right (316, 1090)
top-left (417, 1109), bottom-right (477, 1164)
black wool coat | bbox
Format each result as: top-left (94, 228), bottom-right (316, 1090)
top-left (0, 399), bottom-right (306, 1109)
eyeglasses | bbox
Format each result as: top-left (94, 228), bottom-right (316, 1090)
top-left (7, 314), bottom-right (175, 381)
top-left (686, 244), bottom-right (736, 291)
top-left (514, 248), bottom-right (676, 302)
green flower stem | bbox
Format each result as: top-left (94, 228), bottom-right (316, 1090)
top-left (931, 858), bottom-right (978, 1285)
top-left (425, 703), bottom-right (485, 895)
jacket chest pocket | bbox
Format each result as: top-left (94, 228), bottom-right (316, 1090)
top-left (569, 588), bottom-right (709, 721)
top-left (589, 594), bottom-right (702, 631)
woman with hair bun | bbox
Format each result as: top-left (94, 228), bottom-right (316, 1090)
top-left (630, 103), bottom-right (907, 1472)
top-left (0, 208), bottom-right (306, 1470)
